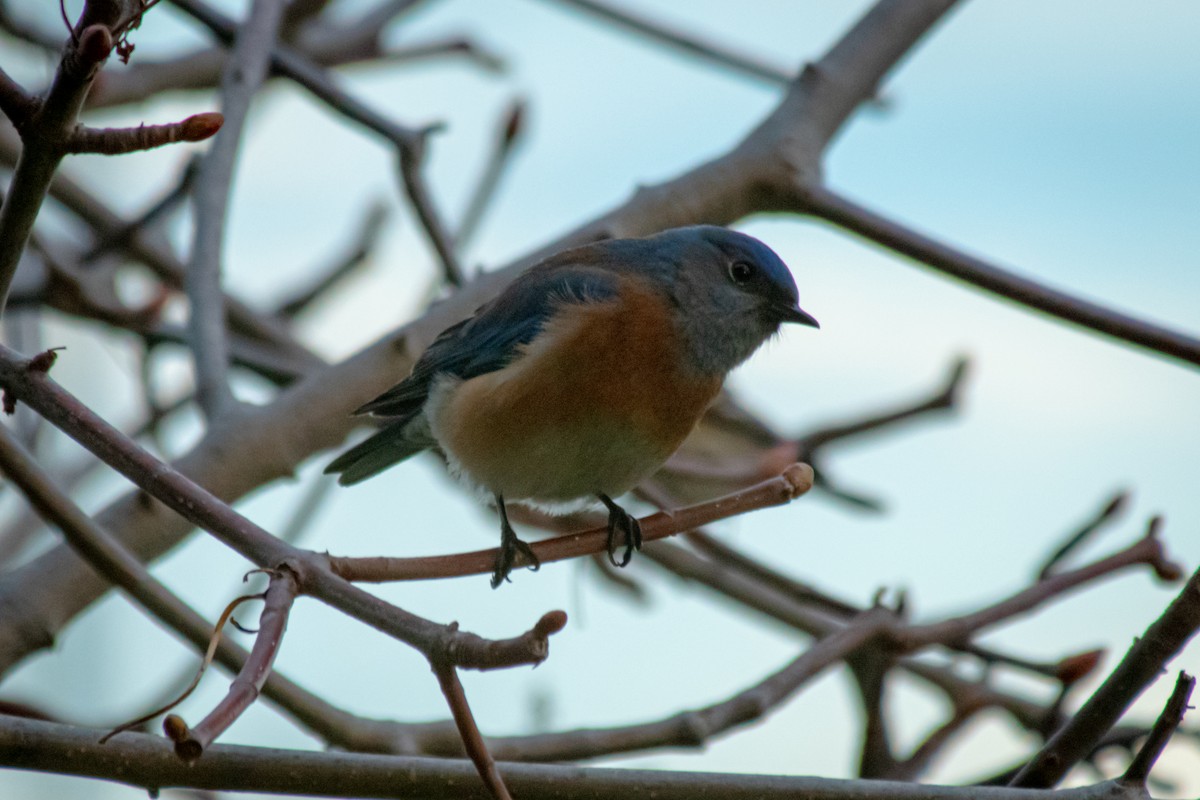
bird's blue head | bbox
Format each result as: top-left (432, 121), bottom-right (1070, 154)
top-left (646, 226), bottom-right (819, 374)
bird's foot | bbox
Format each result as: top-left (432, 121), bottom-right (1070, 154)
top-left (599, 494), bottom-right (642, 568)
top-left (491, 524), bottom-right (541, 589)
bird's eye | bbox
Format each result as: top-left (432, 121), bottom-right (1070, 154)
top-left (728, 261), bottom-right (754, 284)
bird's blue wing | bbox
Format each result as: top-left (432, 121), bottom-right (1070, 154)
top-left (354, 262), bottom-right (620, 420)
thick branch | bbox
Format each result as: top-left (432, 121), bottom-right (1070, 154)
top-left (0, 715), bottom-right (1150, 800)
top-left (801, 184), bottom-right (1200, 370)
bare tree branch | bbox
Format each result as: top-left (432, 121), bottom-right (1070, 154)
top-left (800, 184), bottom-right (1200, 370)
top-left (86, 1), bottom-right (490, 108)
top-left (0, 344), bottom-right (566, 673)
top-left (0, 420), bottom-right (429, 753)
top-left (65, 111), bottom-right (223, 154)
top-left (1038, 491), bottom-right (1129, 580)
top-left (546, 0), bottom-right (793, 85)
top-left (432, 662), bottom-right (513, 800)
top-left (328, 464), bottom-right (813, 582)
top-left (0, 125), bottom-right (321, 366)
top-left (454, 99), bottom-right (524, 252)
top-left (1120, 671), bottom-right (1195, 787)
top-left (0, 4), bottom-right (123, 313)
top-left (166, 0), bottom-right (465, 286)
top-left (1010, 562), bottom-right (1200, 787)
top-left (897, 518), bottom-right (1181, 649)
top-left (81, 154), bottom-right (200, 261)
top-left (275, 202), bottom-right (388, 319)
top-left (0, 63), bottom-right (38, 127)
top-left (164, 568), bottom-right (298, 760)
top-left (186, 0), bottom-right (287, 418)
top-left (0, 714), bottom-right (1158, 800)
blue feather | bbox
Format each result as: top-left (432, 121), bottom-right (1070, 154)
top-left (353, 261), bottom-right (621, 421)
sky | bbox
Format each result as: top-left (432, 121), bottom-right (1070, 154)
top-left (3, 0), bottom-right (1199, 797)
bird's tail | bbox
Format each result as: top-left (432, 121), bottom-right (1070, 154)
top-left (324, 419), bottom-right (431, 486)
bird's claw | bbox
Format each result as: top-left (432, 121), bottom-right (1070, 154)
top-left (491, 528), bottom-right (540, 589)
top-left (605, 506), bottom-right (642, 568)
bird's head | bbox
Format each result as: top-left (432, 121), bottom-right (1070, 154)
top-left (648, 226), bottom-right (818, 375)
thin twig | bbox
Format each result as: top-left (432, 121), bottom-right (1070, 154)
top-left (799, 357), bottom-right (968, 453)
top-left (101, 590), bottom-right (265, 745)
top-left (547, 0), bottom-right (793, 85)
top-left (897, 518), bottom-right (1182, 649)
top-left (168, 0), bottom-right (464, 288)
top-left (1037, 491), bottom-right (1129, 580)
top-left (328, 463), bottom-right (814, 582)
top-left (432, 662), bottom-right (513, 800)
top-left (82, 155), bottom-right (201, 262)
top-left (275, 202), bottom-right (388, 319)
top-left (1121, 671), bottom-right (1195, 786)
top-left (397, 142), bottom-right (466, 287)
top-left (66, 112), bottom-right (223, 154)
top-left (165, 569), bottom-right (298, 760)
top-left (797, 356), bottom-right (968, 509)
top-left (454, 99), bottom-right (525, 251)
top-left (887, 702), bottom-right (984, 782)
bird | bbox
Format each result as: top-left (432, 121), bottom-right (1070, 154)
top-left (325, 225), bottom-right (818, 588)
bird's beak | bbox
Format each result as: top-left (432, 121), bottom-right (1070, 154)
top-left (779, 304), bottom-right (820, 329)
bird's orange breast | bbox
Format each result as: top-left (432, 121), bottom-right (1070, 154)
top-left (431, 280), bottom-right (723, 503)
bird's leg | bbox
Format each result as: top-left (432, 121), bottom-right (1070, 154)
top-left (491, 494), bottom-right (540, 588)
top-left (598, 493), bottom-right (642, 567)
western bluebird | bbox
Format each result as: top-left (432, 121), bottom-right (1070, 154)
top-left (326, 225), bottom-right (818, 587)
